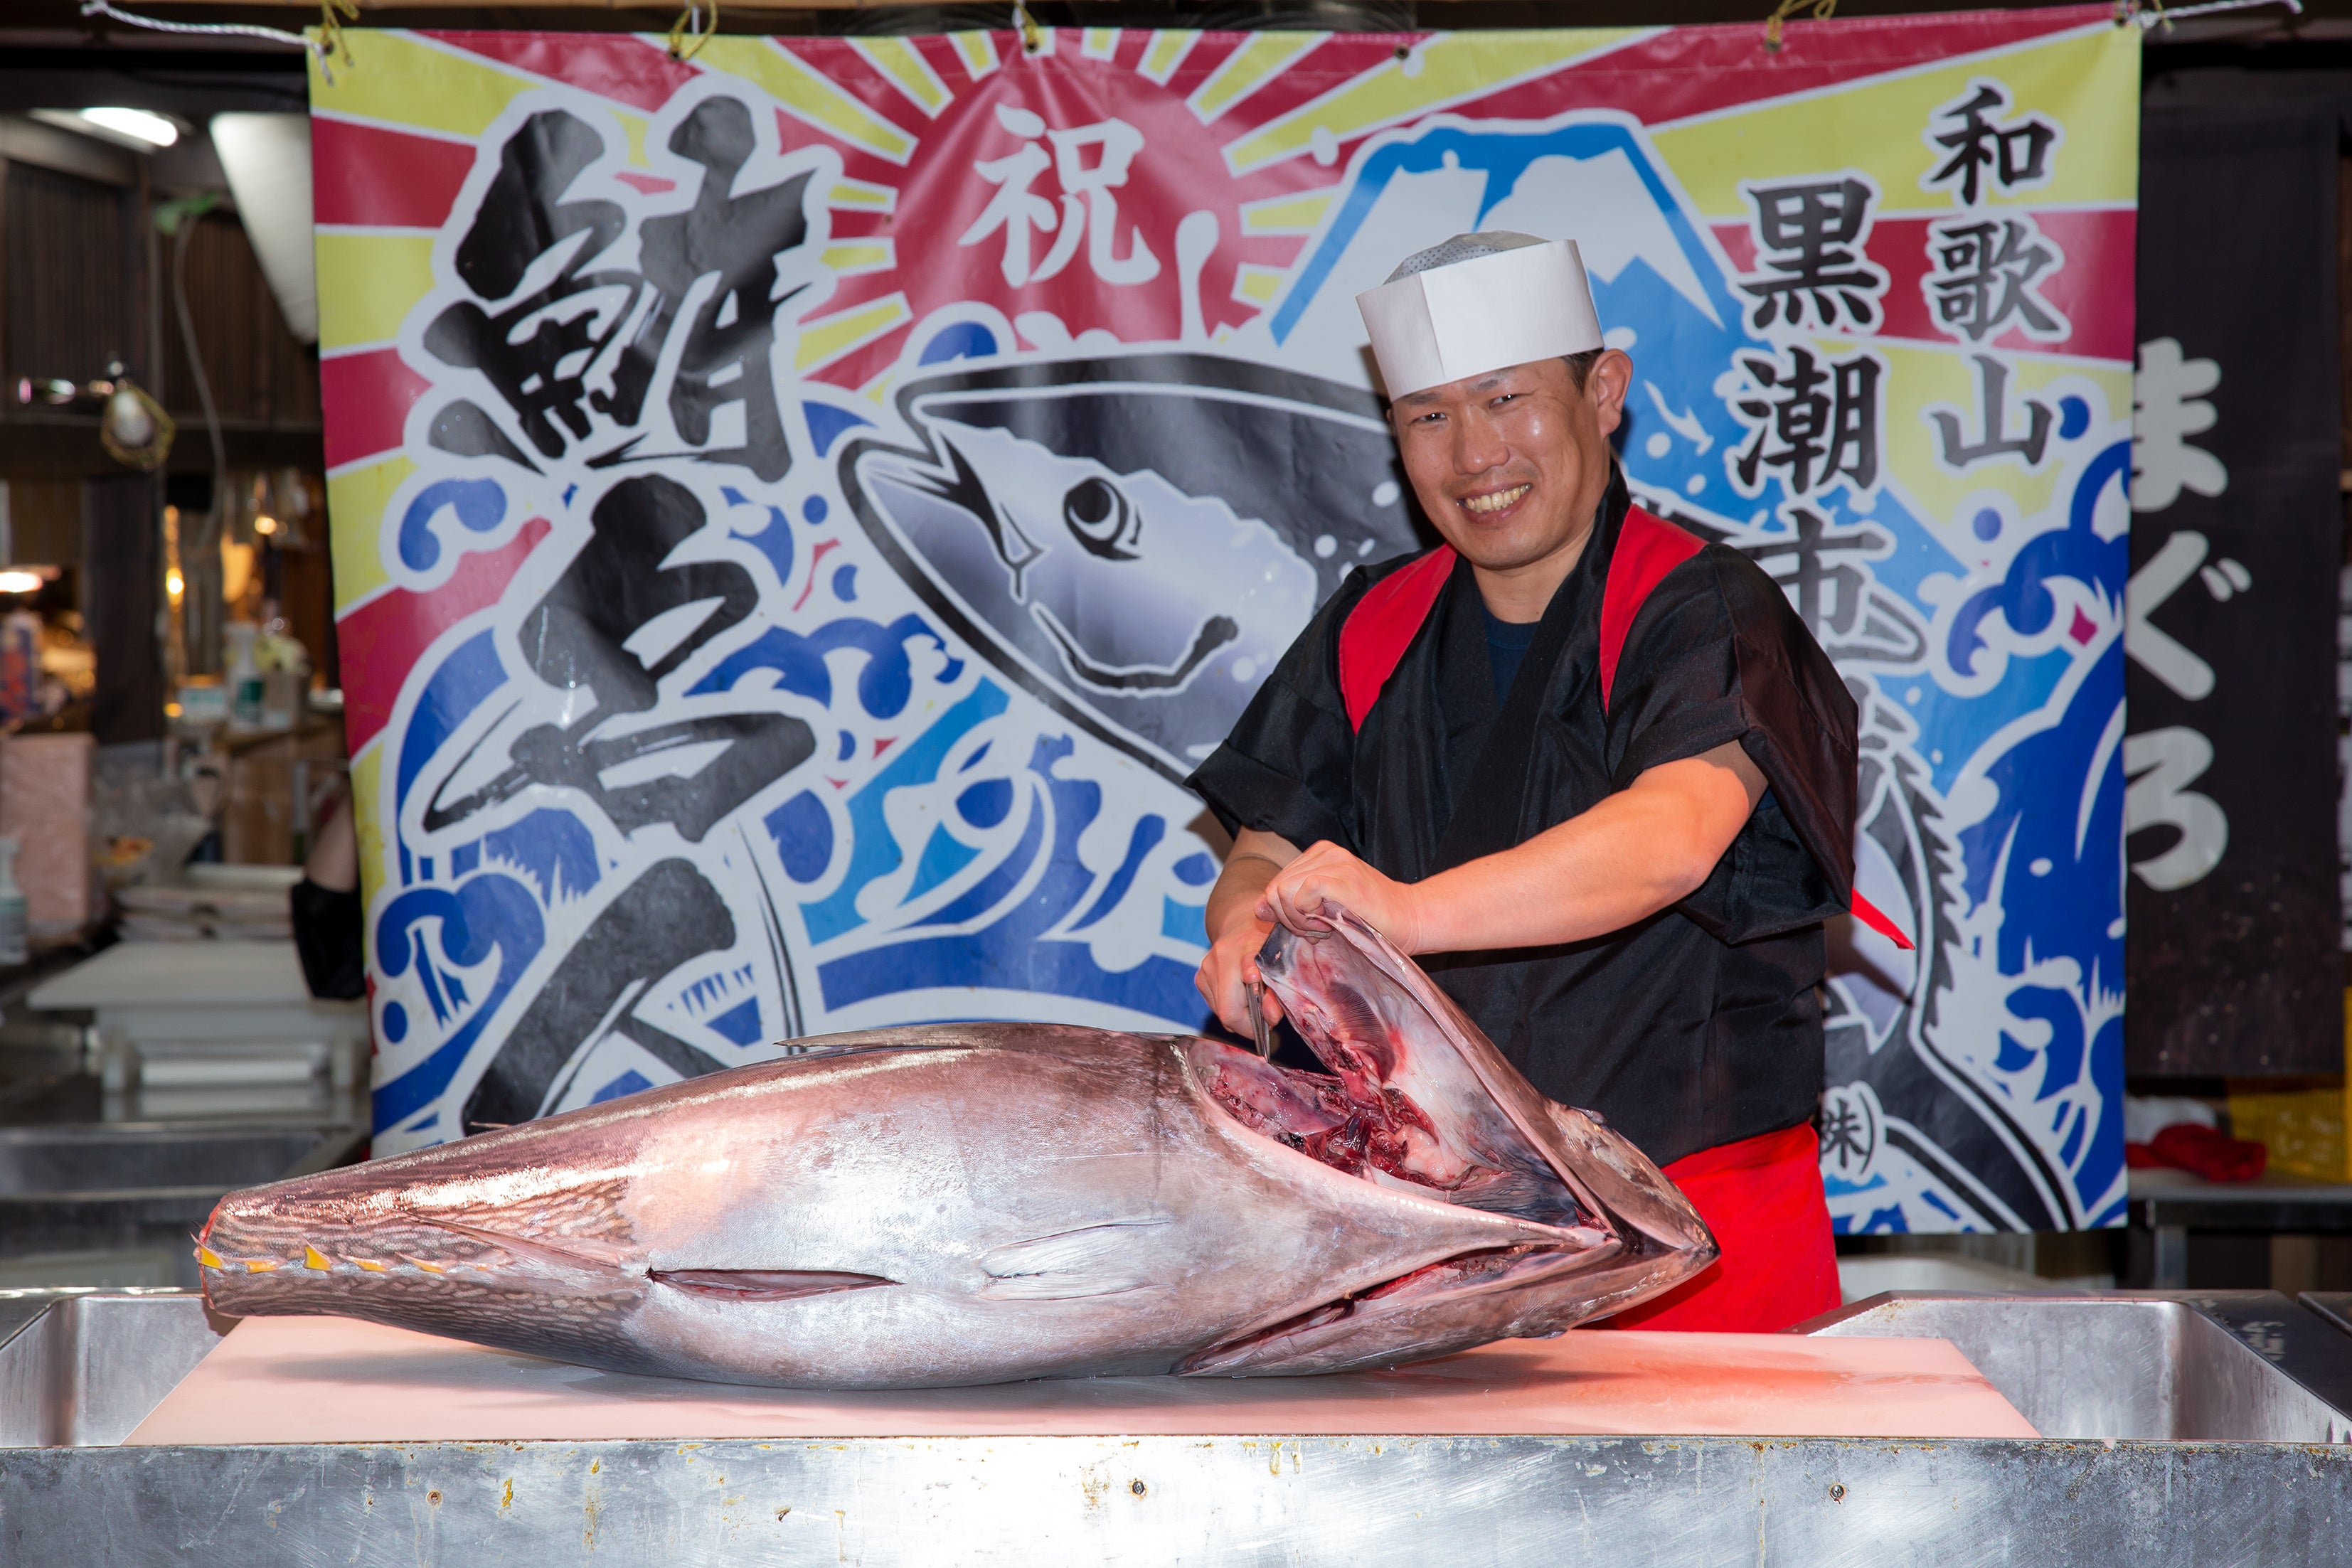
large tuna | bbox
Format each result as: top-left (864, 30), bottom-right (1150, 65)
top-left (199, 907), bottom-right (1715, 1388)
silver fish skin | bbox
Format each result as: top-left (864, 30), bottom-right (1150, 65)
top-left (200, 907), bottom-right (1715, 1389)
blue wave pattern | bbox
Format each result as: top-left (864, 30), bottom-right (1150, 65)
top-left (369, 533), bottom-right (1218, 1143)
top-left (1820, 440), bottom-right (2130, 1233)
top-left (367, 378), bottom-right (1220, 1148)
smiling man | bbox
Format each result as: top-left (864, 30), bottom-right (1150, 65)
top-left (1184, 232), bottom-right (1873, 1333)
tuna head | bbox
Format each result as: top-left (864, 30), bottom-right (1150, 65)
top-left (1178, 908), bottom-right (1718, 1375)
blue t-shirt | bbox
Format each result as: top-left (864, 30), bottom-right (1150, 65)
top-left (1481, 602), bottom-right (1540, 703)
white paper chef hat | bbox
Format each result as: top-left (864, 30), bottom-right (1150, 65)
top-left (1355, 232), bottom-right (1605, 399)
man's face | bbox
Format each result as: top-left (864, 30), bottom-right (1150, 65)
top-left (1388, 351), bottom-right (1632, 577)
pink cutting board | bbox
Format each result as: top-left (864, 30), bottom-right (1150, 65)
top-left (127, 1316), bottom-right (2035, 1444)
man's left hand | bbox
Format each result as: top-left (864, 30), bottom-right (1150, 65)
top-left (1257, 841), bottom-right (1427, 951)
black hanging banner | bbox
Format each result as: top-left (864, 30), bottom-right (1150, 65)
top-left (2127, 95), bottom-right (2343, 1074)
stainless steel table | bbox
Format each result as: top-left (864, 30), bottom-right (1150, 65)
top-left (0, 1116), bottom-right (365, 1285)
top-left (2129, 1175), bottom-right (2352, 1287)
top-left (4, 1289), bottom-right (2352, 1564)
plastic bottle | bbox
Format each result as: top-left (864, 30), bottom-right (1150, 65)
top-left (0, 836), bottom-right (29, 966)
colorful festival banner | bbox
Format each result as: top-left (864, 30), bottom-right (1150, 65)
top-left (312, 10), bottom-right (2139, 1233)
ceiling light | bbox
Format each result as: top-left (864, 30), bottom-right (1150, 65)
top-left (0, 571), bottom-right (46, 596)
top-left (79, 107), bottom-right (178, 148)
top-left (253, 515), bottom-right (278, 537)
top-left (211, 114), bottom-right (316, 345)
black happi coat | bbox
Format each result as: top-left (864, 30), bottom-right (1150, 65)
top-left (1187, 472), bottom-right (1858, 1167)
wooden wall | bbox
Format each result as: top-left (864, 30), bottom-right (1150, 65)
top-left (0, 115), bottom-right (327, 744)
top-left (2, 159), bottom-right (143, 398)
top-left (157, 210), bottom-right (319, 430)
top-left (83, 474), bottom-right (160, 745)
top-left (0, 114), bottom-right (321, 479)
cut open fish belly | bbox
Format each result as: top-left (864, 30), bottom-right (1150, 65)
top-left (201, 906), bottom-right (1716, 1388)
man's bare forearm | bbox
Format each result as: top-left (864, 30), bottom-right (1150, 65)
top-left (1409, 789), bottom-right (1716, 951)
top-left (1206, 829), bottom-right (1298, 942)
top-left (1407, 745), bottom-right (1763, 954)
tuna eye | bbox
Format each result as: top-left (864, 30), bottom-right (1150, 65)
top-left (1062, 477), bottom-right (1139, 560)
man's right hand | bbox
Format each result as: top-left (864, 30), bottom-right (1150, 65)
top-left (1197, 910), bottom-right (1280, 1037)
top-left (1193, 827), bottom-right (1301, 1036)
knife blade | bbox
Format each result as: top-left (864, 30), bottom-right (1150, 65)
top-left (1242, 977), bottom-right (1274, 1061)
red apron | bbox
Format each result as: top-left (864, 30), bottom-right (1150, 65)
top-left (1600, 1124), bottom-right (1840, 1333)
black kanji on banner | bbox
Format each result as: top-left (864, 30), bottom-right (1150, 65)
top-left (2127, 95), bottom-right (2344, 1075)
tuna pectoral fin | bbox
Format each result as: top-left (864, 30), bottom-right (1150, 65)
top-left (977, 1220), bottom-right (1168, 1301)
top-left (651, 1269), bottom-right (893, 1302)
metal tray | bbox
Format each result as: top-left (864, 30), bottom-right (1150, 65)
top-left (1803, 1290), bottom-right (2352, 1441)
top-left (0, 1121), bottom-right (365, 1283)
top-left (2, 1290), bottom-right (2350, 1565)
